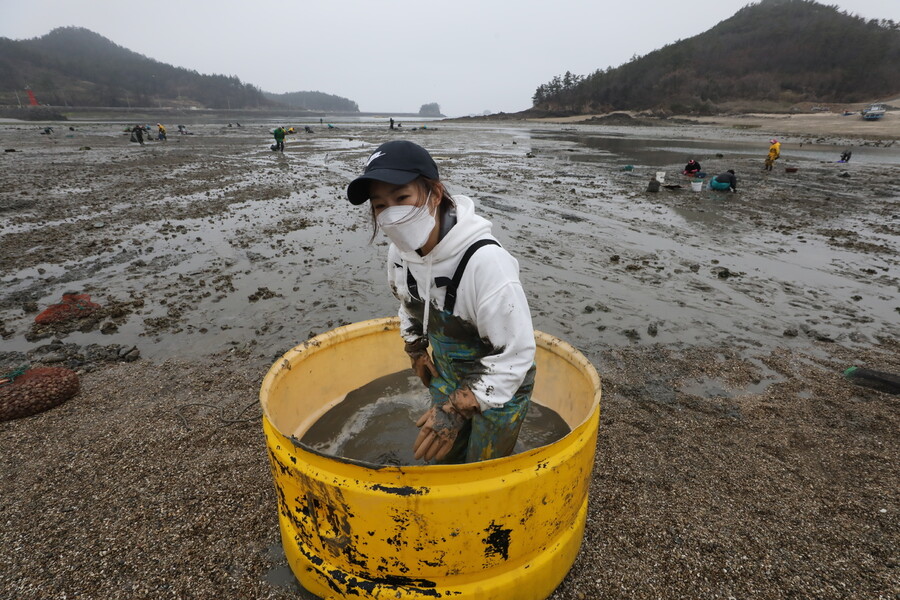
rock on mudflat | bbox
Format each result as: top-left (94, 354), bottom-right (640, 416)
top-left (118, 346), bottom-right (140, 362)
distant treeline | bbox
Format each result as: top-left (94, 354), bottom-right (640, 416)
top-left (264, 90), bottom-right (358, 112)
top-left (0, 106), bottom-right (67, 120)
top-left (533, 0), bottom-right (900, 114)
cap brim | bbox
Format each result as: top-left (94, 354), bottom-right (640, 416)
top-left (346, 169), bottom-right (421, 205)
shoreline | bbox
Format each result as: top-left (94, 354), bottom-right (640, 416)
top-left (522, 110), bottom-right (900, 140)
top-left (5, 105), bottom-right (899, 140)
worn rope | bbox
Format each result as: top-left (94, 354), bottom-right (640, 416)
top-left (0, 366), bottom-right (28, 387)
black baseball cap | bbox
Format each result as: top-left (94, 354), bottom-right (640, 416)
top-left (346, 140), bottom-right (439, 205)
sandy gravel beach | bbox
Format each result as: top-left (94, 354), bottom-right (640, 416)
top-left (1, 114), bottom-right (898, 599)
top-left (527, 98), bottom-right (900, 140)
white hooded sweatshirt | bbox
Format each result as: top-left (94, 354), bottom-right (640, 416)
top-left (387, 195), bottom-right (536, 412)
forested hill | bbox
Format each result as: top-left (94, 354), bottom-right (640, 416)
top-left (533, 0), bottom-right (900, 114)
top-left (0, 27), bottom-right (355, 112)
top-left (0, 27), bottom-right (273, 109)
top-left (264, 91), bottom-right (359, 112)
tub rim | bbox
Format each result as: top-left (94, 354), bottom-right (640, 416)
top-left (260, 317), bottom-right (601, 471)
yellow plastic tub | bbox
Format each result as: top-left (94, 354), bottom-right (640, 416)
top-left (260, 317), bottom-right (601, 600)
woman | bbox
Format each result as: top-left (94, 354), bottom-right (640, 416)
top-left (682, 159), bottom-right (701, 176)
top-left (346, 140), bottom-right (536, 464)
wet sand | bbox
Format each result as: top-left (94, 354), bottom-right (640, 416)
top-left (1, 117), bottom-right (898, 599)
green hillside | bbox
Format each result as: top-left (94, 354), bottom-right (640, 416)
top-left (533, 0), bottom-right (900, 114)
top-left (0, 27), bottom-right (342, 111)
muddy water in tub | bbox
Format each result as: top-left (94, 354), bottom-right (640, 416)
top-left (298, 371), bottom-right (571, 466)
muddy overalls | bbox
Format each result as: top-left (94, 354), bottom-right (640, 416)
top-left (404, 239), bottom-right (536, 464)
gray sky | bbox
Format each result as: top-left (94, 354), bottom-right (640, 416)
top-left (1, 0), bottom-right (898, 116)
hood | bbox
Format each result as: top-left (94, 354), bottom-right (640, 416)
top-left (395, 195), bottom-right (493, 265)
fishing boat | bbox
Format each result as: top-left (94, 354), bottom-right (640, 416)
top-left (861, 104), bottom-right (886, 120)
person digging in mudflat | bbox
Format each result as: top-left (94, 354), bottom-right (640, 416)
top-left (710, 169), bottom-right (738, 193)
top-left (131, 124), bottom-right (144, 146)
top-left (273, 126), bottom-right (286, 152)
top-left (683, 159), bottom-right (701, 176)
top-left (347, 140), bottom-right (537, 463)
top-left (765, 138), bottom-right (781, 171)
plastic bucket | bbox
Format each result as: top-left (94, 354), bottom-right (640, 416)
top-left (690, 180), bottom-right (703, 192)
top-left (655, 171), bottom-right (666, 183)
top-left (260, 317), bottom-right (602, 600)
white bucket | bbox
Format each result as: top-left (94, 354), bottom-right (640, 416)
top-left (691, 180), bottom-right (703, 192)
top-left (655, 171), bottom-right (666, 183)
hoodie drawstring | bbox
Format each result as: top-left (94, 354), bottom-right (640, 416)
top-left (422, 255), bottom-right (433, 342)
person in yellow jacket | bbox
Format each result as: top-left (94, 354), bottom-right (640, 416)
top-left (157, 123), bottom-right (167, 141)
top-left (764, 138), bottom-right (780, 171)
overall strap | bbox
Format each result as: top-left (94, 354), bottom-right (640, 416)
top-left (437, 239), bottom-right (501, 314)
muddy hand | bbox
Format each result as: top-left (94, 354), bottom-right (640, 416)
top-left (408, 351), bottom-right (438, 387)
top-left (405, 338), bottom-right (437, 387)
top-left (448, 387), bottom-right (480, 419)
top-left (413, 403), bottom-right (466, 461)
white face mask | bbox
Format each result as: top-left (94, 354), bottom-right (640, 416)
top-left (375, 192), bottom-right (435, 252)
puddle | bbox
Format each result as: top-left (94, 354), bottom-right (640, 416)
top-left (679, 357), bottom-right (786, 399)
top-left (534, 129), bottom-right (900, 167)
